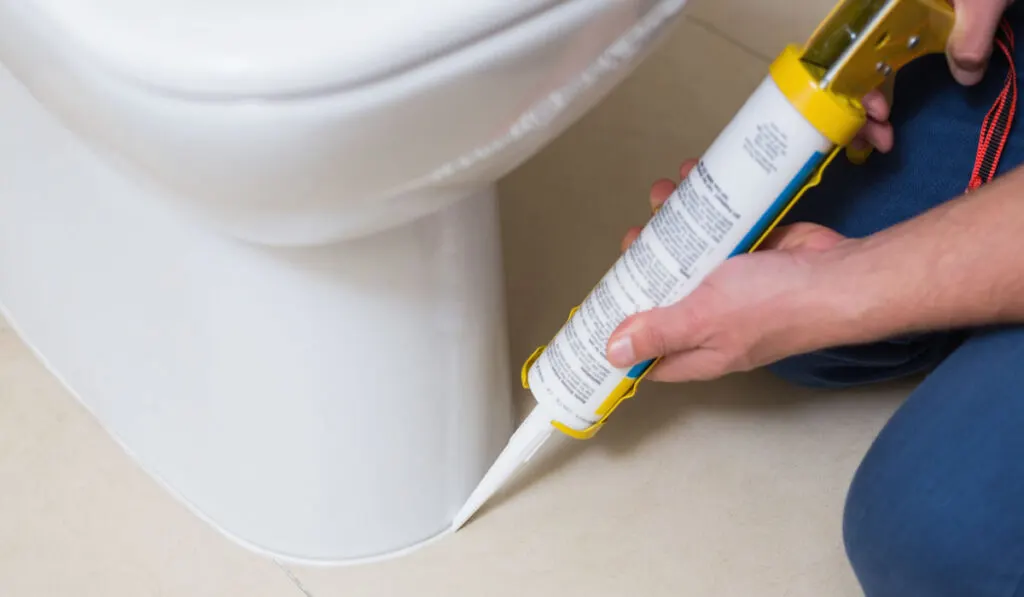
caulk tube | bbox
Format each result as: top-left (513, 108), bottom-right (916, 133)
top-left (451, 47), bottom-right (865, 530)
top-left (525, 46), bottom-right (866, 441)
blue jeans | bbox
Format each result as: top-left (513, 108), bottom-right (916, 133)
top-left (770, 7), bottom-right (1024, 596)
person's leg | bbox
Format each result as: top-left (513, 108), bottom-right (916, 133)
top-left (764, 9), bottom-right (1024, 594)
top-left (768, 3), bottom-right (1024, 389)
top-left (842, 325), bottom-right (1024, 597)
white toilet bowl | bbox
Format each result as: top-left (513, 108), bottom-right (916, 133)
top-left (0, 0), bottom-right (687, 563)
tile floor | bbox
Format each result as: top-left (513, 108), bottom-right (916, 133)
top-left (0, 4), bottom-right (913, 596)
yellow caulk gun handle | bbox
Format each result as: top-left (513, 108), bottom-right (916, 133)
top-left (808, 0), bottom-right (956, 161)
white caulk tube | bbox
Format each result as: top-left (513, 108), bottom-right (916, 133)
top-left (526, 75), bottom-right (833, 432)
top-left (452, 46), bottom-right (867, 530)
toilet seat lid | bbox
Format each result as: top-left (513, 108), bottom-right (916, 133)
top-left (14, 0), bottom-right (569, 98)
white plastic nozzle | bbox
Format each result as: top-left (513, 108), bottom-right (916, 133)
top-left (450, 407), bottom-right (555, 530)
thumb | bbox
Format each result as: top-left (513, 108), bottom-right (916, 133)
top-left (947, 0), bottom-right (1008, 85)
top-left (606, 306), bottom-right (698, 368)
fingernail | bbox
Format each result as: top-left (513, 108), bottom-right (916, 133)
top-left (948, 54), bottom-right (985, 86)
top-left (607, 335), bottom-right (636, 367)
top-left (952, 65), bottom-right (985, 85)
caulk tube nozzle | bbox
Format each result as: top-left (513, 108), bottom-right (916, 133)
top-left (451, 407), bottom-right (555, 531)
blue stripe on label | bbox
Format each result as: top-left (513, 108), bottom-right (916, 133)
top-left (627, 359), bottom-right (655, 379)
top-left (728, 151), bottom-right (827, 257)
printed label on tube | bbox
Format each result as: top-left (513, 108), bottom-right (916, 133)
top-left (527, 76), bottom-right (834, 430)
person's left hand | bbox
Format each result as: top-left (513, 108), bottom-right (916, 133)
top-left (606, 159), bottom-right (853, 383)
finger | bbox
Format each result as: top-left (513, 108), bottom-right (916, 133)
top-left (648, 159), bottom-right (698, 214)
top-left (860, 120), bottom-right (895, 153)
top-left (947, 0), bottom-right (1007, 85)
top-left (758, 222), bottom-right (846, 252)
top-left (649, 179), bottom-right (676, 213)
top-left (606, 305), bottom-right (700, 368)
top-left (647, 349), bottom-right (730, 383)
top-left (620, 227), bottom-right (642, 252)
top-left (678, 158), bottom-right (699, 179)
top-left (860, 89), bottom-right (891, 122)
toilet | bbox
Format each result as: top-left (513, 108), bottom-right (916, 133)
top-left (0, 0), bottom-right (687, 563)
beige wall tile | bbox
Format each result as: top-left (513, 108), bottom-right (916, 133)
top-left (687, 0), bottom-right (839, 60)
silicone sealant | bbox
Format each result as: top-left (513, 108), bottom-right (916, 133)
top-left (526, 74), bottom-right (834, 432)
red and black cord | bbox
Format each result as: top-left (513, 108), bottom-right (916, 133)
top-left (967, 18), bottom-right (1018, 190)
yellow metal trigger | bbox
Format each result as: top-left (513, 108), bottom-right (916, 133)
top-left (803, 0), bottom-right (955, 98)
top-left (799, 0), bottom-right (955, 161)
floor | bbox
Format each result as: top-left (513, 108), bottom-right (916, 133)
top-left (0, 2), bottom-right (915, 596)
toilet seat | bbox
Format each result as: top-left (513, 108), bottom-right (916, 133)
top-left (0, 0), bottom-right (685, 246)
top-left (2, 0), bottom-right (570, 98)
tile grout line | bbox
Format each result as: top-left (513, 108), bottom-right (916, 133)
top-left (275, 561), bottom-right (316, 597)
top-left (684, 15), bottom-right (774, 63)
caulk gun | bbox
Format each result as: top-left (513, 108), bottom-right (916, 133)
top-left (452, 0), bottom-right (956, 530)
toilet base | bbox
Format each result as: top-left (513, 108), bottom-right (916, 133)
top-left (0, 66), bottom-right (515, 563)
top-left (0, 301), bottom-right (464, 567)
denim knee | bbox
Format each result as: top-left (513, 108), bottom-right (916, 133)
top-left (842, 417), bottom-right (1024, 597)
top-left (842, 455), bottom-right (956, 597)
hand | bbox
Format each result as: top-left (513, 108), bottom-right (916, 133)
top-left (947, 0), bottom-right (1014, 86)
top-left (608, 160), bottom-right (852, 383)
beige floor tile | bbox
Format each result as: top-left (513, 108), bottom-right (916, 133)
top-left (687, 0), bottom-right (839, 60)
top-left (0, 319), bottom-right (303, 597)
